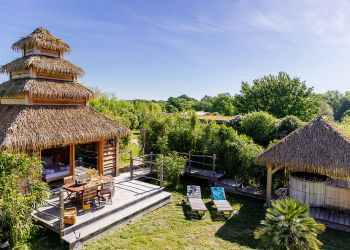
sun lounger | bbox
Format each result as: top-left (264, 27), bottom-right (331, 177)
top-left (187, 185), bottom-right (207, 216)
top-left (211, 187), bottom-right (234, 218)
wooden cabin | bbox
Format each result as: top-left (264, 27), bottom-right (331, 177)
top-left (0, 27), bottom-right (129, 182)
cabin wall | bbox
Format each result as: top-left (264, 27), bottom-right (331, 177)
top-left (36, 71), bottom-right (74, 81)
top-left (0, 94), bottom-right (29, 105)
top-left (24, 47), bottom-right (60, 58)
top-left (31, 97), bottom-right (86, 105)
top-left (101, 139), bottom-right (118, 176)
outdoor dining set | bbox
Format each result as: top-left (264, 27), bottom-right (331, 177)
top-left (62, 175), bottom-right (115, 225)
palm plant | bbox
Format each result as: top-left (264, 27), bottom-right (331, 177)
top-left (254, 197), bottom-right (325, 250)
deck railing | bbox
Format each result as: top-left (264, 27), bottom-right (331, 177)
top-left (129, 151), bottom-right (219, 184)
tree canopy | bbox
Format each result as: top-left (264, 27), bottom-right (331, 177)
top-left (234, 72), bottom-right (321, 121)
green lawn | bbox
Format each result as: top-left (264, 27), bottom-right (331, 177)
top-left (30, 179), bottom-right (350, 250)
top-left (83, 180), bottom-right (350, 250)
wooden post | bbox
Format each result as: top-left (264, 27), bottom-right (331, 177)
top-left (266, 165), bottom-right (273, 207)
top-left (160, 162), bottom-right (164, 188)
top-left (212, 154), bottom-right (216, 182)
top-left (69, 144), bottom-right (75, 176)
top-left (59, 189), bottom-right (65, 242)
top-left (188, 151), bottom-right (192, 174)
top-left (98, 141), bottom-right (104, 175)
top-left (115, 137), bottom-right (120, 176)
top-left (150, 151), bottom-right (153, 171)
top-left (130, 150), bottom-right (134, 180)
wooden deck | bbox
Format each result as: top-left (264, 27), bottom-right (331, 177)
top-left (184, 166), bottom-right (225, 181)
top-left (32, 176), bottom-right (171, 247)
top-left (309, 207), bottom-right (350, 232)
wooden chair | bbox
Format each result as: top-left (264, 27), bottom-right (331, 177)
top-left (98, 182), bottom-right (114, 205)
top-left (211, 187), bottom-right (234, 218)
top-left (187, 185), bottom-right (207, 217)
top-left (64, 176), bottom-right (74, 185)
top-left (82, 186), bottom-right (99, 210)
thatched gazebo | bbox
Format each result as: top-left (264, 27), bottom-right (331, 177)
top-left (0, 27), bottom-right (129, 181)
top-left (255, 116), bottom-right (350, 210)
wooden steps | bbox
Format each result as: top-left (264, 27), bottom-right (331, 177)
top-left (62, 191), bottom-right (171, 247)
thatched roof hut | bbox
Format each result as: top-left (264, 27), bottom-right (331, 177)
top-left (0, 78), bottom-right (94, 99)
top-left (256, 116), bottom-right (350, 207)
top-left (0, 27), bottom-right (129, 178)
top-left (0, 105), bottom-right (129, 152)
top-left (12, 27), bottom-right (71, 54)
top-left (255, 116), bottom-right (350, 178)
top-left (0, 56), bottom-right (84, 76)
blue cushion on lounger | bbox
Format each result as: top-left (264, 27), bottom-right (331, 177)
top-left (211, 187), bottom-right (225, 200)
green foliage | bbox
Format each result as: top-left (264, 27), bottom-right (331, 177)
top-left (228, 115), bottom-right (245, 131)
top-left (90, 94), bottom-right (163, 130)
top-left (323, 90), bottom-right (350, 121)
top-left (254, 197), bottom-right (325, 250)
top-left (240, 111), bottom-right (278, 146)
top-left (143, 114), bottom-right (264, 187)
top-left (276, 115), bottom-right (304, 138)
top-left (155, 153), bottom-right (187, 187)
top-left (342, 109), bottom-right (350, 121)
top-left (0, 151), bottom-right (50, 247)
top-left (234, 72), bottom-right (321, 121)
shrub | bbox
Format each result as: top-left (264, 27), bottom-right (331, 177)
top-left (276, 115), bottom-right (304, 138)
top-left (240, 111), bottom-right (278, 146)
top-left (0, 152), bottom-right (50, 247)
top-left (143, 114), bottom-right (264, 187)
top-left (342, 109), bottom-right (350, 121)
top-left (254, 197), bottom-right (325, 250)
top-left (155, 153), bottom-right (187, 187)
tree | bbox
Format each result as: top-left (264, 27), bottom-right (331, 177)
top-left (234, 72), bottom-right (321, 121)
top-left (276, 115), bottom-right (304, 138)
top-left (210, 93), bottom-right (235, 116)
top-left (240, 111), bottom-right (278, 146)
top-left (155, 153), bottom-right (187, 188)
top-left (254, 197), bottom-right (325, 250)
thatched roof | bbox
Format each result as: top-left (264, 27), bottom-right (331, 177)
top-left (12, 27), bottom-right (71, 54)
top-left (0, 55), bottom-right (84, 77)
top-left (0, 78), bottom-right (94, 99)
top-left (0, 105), bottom-right (130, 152)
top-left (255, 116), bottom-right (350, 178)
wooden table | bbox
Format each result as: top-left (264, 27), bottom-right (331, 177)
top-left (63, 176), bottom-right (113, 203)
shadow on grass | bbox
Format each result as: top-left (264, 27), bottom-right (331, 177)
top-left (214, 194), bottom-right (265, 249)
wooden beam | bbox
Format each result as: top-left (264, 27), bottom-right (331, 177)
top-left (272, 165), bottom-right (285, 175)
top-left (115, 137), bottom-right (120, 176)
top-left (266, 165), bottom-right (273, 207)
top-left (69, 144), bottom-right (75, 176)
top-left (98, 141), bottom-right (104, 175)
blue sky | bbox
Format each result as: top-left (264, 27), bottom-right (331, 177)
top-left (1, 0), bottom-right (350, 100)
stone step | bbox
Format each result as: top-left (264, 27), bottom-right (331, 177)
top-left (62, 191), bottom-right (171, 248)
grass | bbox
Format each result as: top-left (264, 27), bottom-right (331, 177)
top-left (82, 178), bottom-right (350, 250)
top-left (30, 178), bottom-right (350, 250)
top-left (120, 132), bottom-right (142, 167)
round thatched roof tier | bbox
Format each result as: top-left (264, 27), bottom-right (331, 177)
top-left (12, 27), bottom-right (71, 54)
top-left (0, 105), bottom-right (130, 152)
top-left (255, 116), bottom-right (350, 178)
top-left (0, 78), bottom-right (94, 99)
top-left (0, 55), bottom-right (84, 77)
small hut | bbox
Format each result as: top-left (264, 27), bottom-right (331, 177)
top-left (256, 116), bottom-right (350, 212)
top-left (0, 27), bottom-right (129, 181)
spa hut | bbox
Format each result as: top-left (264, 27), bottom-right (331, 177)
top-left (0, 27), bottom-right (129, 182)
top-left (256, 116), bottom-right (350, 230)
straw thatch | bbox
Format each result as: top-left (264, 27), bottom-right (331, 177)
top-left (0, 55), bottom-right (84, 76)
top-left (0, 105), bottom-right (130, 152)
top-left (255, 116), bottom-right (350, 178)
top-left (12, 27), bottom-right (71, 54)
top-left (0, 78), bottom-right (94, 99)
